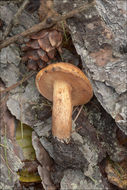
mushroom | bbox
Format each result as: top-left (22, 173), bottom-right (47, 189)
top-left (36, 62), bottom-right (93, 142)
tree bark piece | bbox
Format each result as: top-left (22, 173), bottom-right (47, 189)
top-left (0, 1), bottom-right (95, 50)
top-left (32, 132), bottom-right (56, 190)
top-left (3, 0), bottom-right (29, 39)
top-left (54, 0), bottom-right (127, 135)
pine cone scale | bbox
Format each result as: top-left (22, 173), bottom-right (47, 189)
top-left (27, 50), bottom-right (39, 61)
top-left (22, 29), bottom-right (63, 71)
top-left (27, 59), bottom-right (39, 71)
top-left (26, 40), bottom-right (40, 49)
top-left (37, 49), bottom-right (49, 62)
top-left (38, 36), bottom-right (54, 52)
top-left (49, 30), bottom-right (62, 48)
top-left (47, 49), bottom-right (56, 59)
top-left (37, 59), bottom-right (47, 69)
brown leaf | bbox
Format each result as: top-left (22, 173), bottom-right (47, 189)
top-left (105, 159), bottom-right (127, 189)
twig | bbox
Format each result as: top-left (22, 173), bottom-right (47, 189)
top-left (3, 0), bottom-right (29, 39)
top-left (0, 0), bottom-right (95, 50)
top-left (19, 98), bottom-right (24, 139)
top-left (72, 106), bottom-right (78, 114)
top-left (0, 71), bottom-right (36, 94)
top-left (0, 143), bottom-right (9, 149)
top-left (73, 105), bottom-right (84, 123)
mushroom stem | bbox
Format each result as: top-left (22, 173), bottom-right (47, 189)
top-left (52, 80), bottom-right (72, 141)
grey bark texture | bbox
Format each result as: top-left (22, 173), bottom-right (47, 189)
top-left (0, 137), bottom-right (23, 190)
top-left (54, 0), bottom-right (127, 135)
top-left (0, 1), bottom-right (127, 190)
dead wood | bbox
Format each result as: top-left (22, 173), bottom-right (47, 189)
top-left (0, 0), bottom-right (95, 50)
top-left (0, 71), bottom-right (36, 94)
top-left (3, 0), bottom-right (30, 39)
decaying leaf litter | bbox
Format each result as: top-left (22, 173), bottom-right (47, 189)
top-left (0, 0), bottom-right (127, 190)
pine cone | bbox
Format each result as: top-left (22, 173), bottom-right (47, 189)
top-left (22, 29), bottom-right (63, 71)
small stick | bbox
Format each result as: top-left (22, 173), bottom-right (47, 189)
top-left (0, 1), bottom-right (95, 50)
top-left (0, 71), bottom-right (36, 94)
top-left (72, 106), bottom-right (78, 114)
top-left (3, 0), bottom-right (29, 39)
top-left (73, 105), bottom-right (84, 123)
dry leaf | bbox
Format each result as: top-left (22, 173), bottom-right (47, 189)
top-left (105, 159), bottom-right (127, 189)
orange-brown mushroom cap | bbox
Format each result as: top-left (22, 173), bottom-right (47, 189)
top-left (36, 62), bottom-right (93, 106)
